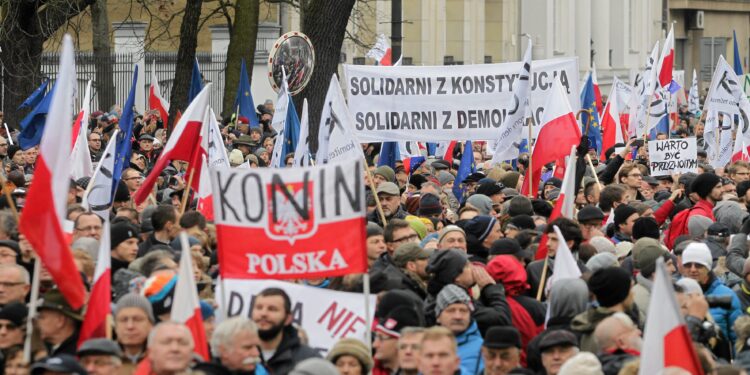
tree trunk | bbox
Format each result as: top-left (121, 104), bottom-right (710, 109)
top-left (222, 0), bottom-right (260, 120)
top-left (167, 0), bottom-right (203, 130)
top-left (0, 0), bottom-right (94, 128)
top-left (294, 0), bottom-right (356, 152)
top-left (91, 0), bottom-right (115, 111)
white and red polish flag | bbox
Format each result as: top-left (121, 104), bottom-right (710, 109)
top-left (77, 218), bottom-right (111, 346)
top-left (591, 63), bottom-right (603, 115)
top-left (133, 84), bottom-right (211, 205)
top-left (657, 24), bottom-right (675, 88)
top-left (639, 258), bottom-right (704, 375)
top-left (520, 79), bottom-right (582, 198)
top-left (19, 34), bottom-right (86, 309)
top-left (196, 108), bottom-right (229, 221)
top-left (549, 146), bottom-right (577, 220)
top-left (732, 129), bottom-right (750, 162)
top-left (366, 34), bottom-right (393, 66)
top-left (210, 157), bottom-right (368, 280)
top-left (150, 60), bottom-right (170, 127)
top-left (70, 80), bottom-right (94, 180)
top-left (600, 85), bottom-right (625, 161)
top-left (172, 232), bottom-right (210, 360)
top-left (196, 155), bottom-right (214, 221)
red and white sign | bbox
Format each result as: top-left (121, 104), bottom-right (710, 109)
top-left (210, 158), bottom-right (368, 279)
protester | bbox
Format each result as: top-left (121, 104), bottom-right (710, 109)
top-left (77, 338), bottom-right (123, 375)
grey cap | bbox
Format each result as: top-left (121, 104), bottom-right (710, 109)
top-left (376, 182), bottom-right (400, 196)
top-left (77, 338), bottom-right (123, 357)
top-left (114, 292), bottom-right (156, 323)
top-left (290, 358), bottom-right (339, 375)
top-left (393, 243), bottom-right (433, 268)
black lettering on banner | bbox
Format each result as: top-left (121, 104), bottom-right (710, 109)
top-left (217, 171), bottom-right (240, 222)
top-left (241, 173), bottom-right (264, 222)
top-left (437, 77), bottom-right (447, 94)
top-left (442, 111), bottom-right (452, 129)
top-left (451, 77), bottom-right (462, 94)
top-left (349, 77), bottom-right (359, 96)
top-left (334, 161), bottom-right (362, 215)
top-left (227, 291), bottom-right (245, 317)
top-left (271, 171), bottom-right (311, 222)
top-left (319, 167), bottom-right (327, 219)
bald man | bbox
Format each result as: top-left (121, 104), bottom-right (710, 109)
top-left (593, 313), bottom-right (642, 375)
top-left (148, 322), bottom-right (195, 375)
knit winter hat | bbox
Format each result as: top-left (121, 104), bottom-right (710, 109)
top-left (114, 292), bottom-right (156, 323)
top-left (141, 273), bottom-right (177, 317)
top-left (376, 305), bottom-right (424, 338)
top-left (327, 338), bottom-right (373, 373)
top-left (687, 215), bottom-right (714, 238)
top-left (405, 215), bottom-right (428, 240)
top-left (508, 196), bottom-right (534, 217)
top-left (691, 173), bottom-right (721, 199)
top-left (466, 194), bottom-right (493, 215)
top-left (419, 193), bottom-right (443, 216)
top-left (588, 236), bottom-right (616, 255)
top-left (438, 225), bottom-right (465, 245)
top-left (374, 166), bottom-right (396, 183)
top-left (682, 242), bottom-right (713, 269)
top-left (587, 267), bottom-right (632, 307)
top-left (290, 358), bottom-right (339, 375)
top-left (426, 250), bottom-right (469, 295)
top-left (437, 171), bottom-right (455, 186)
top-left (435, 284), bottom-right (473, 317)
top-left (110, 222), bottom-right (140, 249)
top-left (463, 215), bottom-right (497, 243)
top-left (613, 204), bottom-right (638, 229)
top-left (366, 222), bottom-right (383, 238)
top-left (585, 253), bottom-right (619, 273)
top-left (632, 217), bottom-right (660, 240)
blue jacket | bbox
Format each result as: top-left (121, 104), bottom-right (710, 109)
top-left (456, 321), bottom-right (484, 374)
top-left (706, 276), bottom-right (743, 344)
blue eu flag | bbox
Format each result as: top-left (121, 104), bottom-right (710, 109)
top-left (580, 74), bottom-right (602, 153)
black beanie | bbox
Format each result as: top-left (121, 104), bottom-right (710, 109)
top-left (114, 180), bottom-right (131, 202)
top-left (613, 204), bottom-right (638, 229)
top-left (632, 217), bottom-right (660, 240)
top-left (691, 173), bottom-right (721, 199)
top-left (532, 199), bottom-right (553, 218)
top-left (110, 222), bottom-right (140, 249)
top-left (426, 250), bottom-right (469, 295)
top-left (588, 267), bottom-right (632, 307)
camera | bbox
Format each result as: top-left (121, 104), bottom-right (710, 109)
top-left (705, 295), bottom-right (733, 309)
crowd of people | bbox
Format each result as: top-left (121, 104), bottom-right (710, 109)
top-left (0, 93), bottom-right (749, 375)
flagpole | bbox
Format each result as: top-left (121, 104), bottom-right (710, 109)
top-left (24, 257), bottom-right (41, 363)
top-left (536, 254), bottom-right (549, 301)
top-left (363, 273), bottom-right (372, 353)
top-left (180, 166), bottom-right (196, 216)
top-left (364, 160), bottom-right (388, 226)
top-left (527, 118), bottom-right (533, 198)
top-left (0, 172), bottom-right (20, 221)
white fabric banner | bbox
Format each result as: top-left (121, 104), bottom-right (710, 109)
top-left (343, 58), bottom-right (579, 142)
top-left (613, 76), bottom-right (633, 114)
top-left (316, 75), bottom-right (364, 164)
top-left (217, 279), bottom-right (375, 355)
top-left (648, 138), bottom-right (698, 176)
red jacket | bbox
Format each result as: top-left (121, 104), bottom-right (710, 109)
top-left (664, 199), bottom-right (715, 249)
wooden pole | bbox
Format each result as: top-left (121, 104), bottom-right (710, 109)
top-left (527, 118), bottom-right (533, 198)
top-left (536, 254), bottom-right (550, 301)
top-left (363, 160), bottom-right (388, 226)
top-left (180, 166), bottom-right (196, 216)
top-left (24, 258), bottom-right (41, 362)
top-left (0, 173), bottom-right (20, 221)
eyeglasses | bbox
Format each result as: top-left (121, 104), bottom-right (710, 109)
top-left (0, 281), bottom-right (24, 288)
top-left (123, 176), bottom-right (144, 181)
top-left (375, 334), bottom-right (396, 342)
top-left (628, 173), bottom-right (643, 178)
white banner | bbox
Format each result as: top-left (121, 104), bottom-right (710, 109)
top-left (613, 76), bottom-right (633, 114)
top-left (648, 138), bottom-right (698, 176)
top-left (343, 58), bottom-right (579, 142)
top-left (704, 56), bottom-right (744, 115)
top-left (316, 75), bottom-right (364, 164)
top-left (218, 279), bottom-right (375, 355)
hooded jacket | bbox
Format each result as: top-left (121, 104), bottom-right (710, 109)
top-left (262, 324), bottom-right (320, 375)
top-left (702, 273), bottom-right (743, 344)
top-left (570, 306), bottom-right (616, 353)
top-left (456, 321), bottom-right (484, 375)
top-left (632, 273), bottom-right (652, 324)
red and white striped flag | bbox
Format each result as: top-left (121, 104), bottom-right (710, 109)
top-left (366, 34), bottom-right (393, 66)
top-left (732, 130), bottom-right (750, 162)
top-left (19, 34), bottom-right (86, 309)
top-left (600, 85), bottom-right (625, 161)
top-left (133, 84), bottom-right (212, 205)
top-left (657, 25), bottom-right (675, 88)
top-left (70, 80), bottom-right (94, 180)
top-left (591, 63), bottom-right (603, 115)
top-left (639, 258), bottom-right (704, 375)
top-left (77, 218), bottom-right (111, 346)
top-left (521, 79), bottom-right (581, 198)
top-left (150, 60), bottom-right (170, 127)
top-left (549, 146), bottom-right (577, 220)
top-left (172, 232), bottom-right (209, 360)
top-left (196, 155), bottom-right (214, 221)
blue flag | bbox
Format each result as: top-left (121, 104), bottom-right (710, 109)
top-left (279, 95), bottom-right (300, 163)
top-left (188, 59), bottom-right (203, 105)
top-left (377, 142), bottom-right (401, 170)
top-left (112, 65), bottom-right (139, 197)
top-left (234, 59), bottom-right (260, 127)
top-left (18, 81), bottom-right (56, 150)
top-left (735, 30), bottom-right (744, 76)
top-left (426, 143), bottom-right (437, 156)
top-left (650, 116), bottom-right (670, 140)
top-left (580, 74), bottom-right (602, 153)
top-left (452, 141), bottom-right (475, 204)
top-left (18, 80), bottom-right (49, 110)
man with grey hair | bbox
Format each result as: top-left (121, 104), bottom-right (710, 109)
top-left (0, 263), bottom-right (29, 306)
top-left (148, 321), bottom-right (194, 375)
top-left (0, 210), bottom-right (17, 240)
top-left (210, 316), bottom-right (266, 373)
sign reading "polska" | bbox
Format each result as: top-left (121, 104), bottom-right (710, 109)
top-left (210, 158), bottom-right (368, 279)
top-left (343, 58), bottom-right (579, 142)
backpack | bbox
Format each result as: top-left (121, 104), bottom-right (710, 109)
top-left (664, 206), bottom-right (695, 250)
